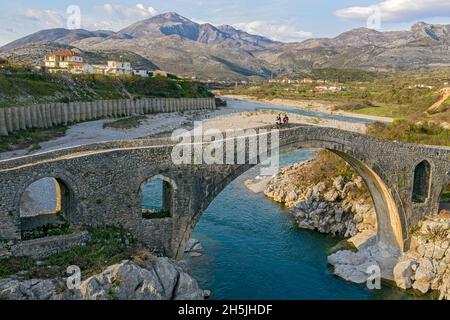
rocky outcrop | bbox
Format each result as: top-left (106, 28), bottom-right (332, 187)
top-left (392, 215), bottom-right (450, 299)
top-left (0, 253), bottom-right (205, 300)
top-left (184, 238), bottom-right (204, 257)
top-left (327, 239), bottom-right (400, 283)
top-left (264, 162), bottom-right (377, 237)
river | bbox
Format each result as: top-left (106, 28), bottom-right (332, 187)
top-left (144, 100), bottom-right (420, 300)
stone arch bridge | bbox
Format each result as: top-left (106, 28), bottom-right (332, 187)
top-left (0, 125), bottom-right (449, 259)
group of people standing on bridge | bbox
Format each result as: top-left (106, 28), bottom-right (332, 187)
top-left (276, 114), bottom-right (289, 126)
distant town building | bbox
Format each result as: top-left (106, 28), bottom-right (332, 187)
top-left (315, 85), bottom-right (344, 93)
top-left (106, 61), bottom-right (133, 76)
top-left (408, 84), bottom-right (435, 90)
top-left (133, 69), bottom-right (149, 77)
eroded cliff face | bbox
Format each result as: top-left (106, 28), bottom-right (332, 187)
top-left (264, 160), bottom-right (377, 238)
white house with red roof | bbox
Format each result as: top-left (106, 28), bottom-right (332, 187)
top-left (45, 50), bottom-right (84, 69)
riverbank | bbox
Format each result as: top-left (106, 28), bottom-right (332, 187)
top-left (221, 95), bottom-right (394, 124)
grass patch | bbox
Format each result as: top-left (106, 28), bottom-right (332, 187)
top-left (0, 125), bottom-right (67, 152)
top-left (0, 70), bottom-right (213, 109)
top-left (0, 256), bottom-right (34, 279)
top-left (422, 225), bottom-right (450, 241)
top-left (103, 116), bottom-right (146, 130)
top-left (293, 150), bottom-right (362, 191)
top-left (367, 121), bottom-right (450, 146)
top-left (42, 226), bottom-right (135, 278)
top-left (353, 106), bottom-right (395, 117)
top-left (0, 226), bottom-right (136, 280)
top-left (21, 222), bottom-right (73, 241)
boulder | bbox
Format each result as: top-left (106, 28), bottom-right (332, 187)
top-left (412, 259), bottom-right (436, 294)
top-left (393, 259), bottom-right (417, 289)
top-left (0, 257), bottom-right (204, 300)
top-left (324, 189), bottom-right (339, 202)
top-left (0, 279), bottom-right (58, 300)
top-left (333, 176), bottom-right (345, 192)
top-left (285, 191), bottom-right (298, 203)
top-left (185, 239), bottom-right (203, 253)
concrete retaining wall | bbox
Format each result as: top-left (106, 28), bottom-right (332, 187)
top-left (0, 97), bottom-right (216, 136)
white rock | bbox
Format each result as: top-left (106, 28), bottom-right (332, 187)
top-left (393, 259), bottom-right (416, 289)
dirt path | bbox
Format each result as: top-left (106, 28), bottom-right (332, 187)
top-left (427, 88), bottom-right (450, 114)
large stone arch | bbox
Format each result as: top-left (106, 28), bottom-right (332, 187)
top-left (172, 138), bottom-right (405, 258)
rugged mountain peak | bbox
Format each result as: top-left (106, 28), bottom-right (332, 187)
top-left (411, 22), bottom-right (449, 42)
top-left (148, 12), bottom-right (193, 24)
top-left (217, 25), bottom-right (238, 33)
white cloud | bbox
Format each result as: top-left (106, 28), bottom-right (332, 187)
top-left (336, 0), bottom-right (450, 23)
top-left (100, 3), bottom-right (158, 21)
top-left (87, 3), bottom-right (158, 30)
top-left (233, 21), bottom-right (313, 42)
top-left (18, 4), bottom-right (159, 32)
top-left (21, 8), bottom-right (65, 28)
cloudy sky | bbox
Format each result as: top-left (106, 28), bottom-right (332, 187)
top-left (1, 0), bottom-right (450, 46)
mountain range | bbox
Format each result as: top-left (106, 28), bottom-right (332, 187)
top-left (2, 12), bottom-right (450, 80)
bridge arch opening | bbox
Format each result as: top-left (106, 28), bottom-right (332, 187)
top-left (177, 146), bottom-right (404, 259)
top-left (19, 177), bottom-right (72, 240)
top-left (412, 160), bottom-right (432, 203)
top-left (140, 175), bottom-right (176, 219)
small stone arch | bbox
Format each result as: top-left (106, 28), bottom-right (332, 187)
top-left (15, 174), bottom-right (76, 238)
top-left (412, 160), bottom-right (432, 203)
top-left (139, 174), bottom-right (178, 219)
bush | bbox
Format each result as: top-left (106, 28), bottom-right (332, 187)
top-left (367, 120), bottom-right (450, 146)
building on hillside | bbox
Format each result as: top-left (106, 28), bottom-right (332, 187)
top-left (45, 50), bottom-right (84, 68)
top-left (106, 61), bottom-right (133, 76)
top-left (70, 62), bottom-right (95, 74)
top-left (43, 51), bottom-right (156, 77)
top-left (133, 69), bottom-right (149, 77)
top-left (91, 64), bottom-right (112, 75)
